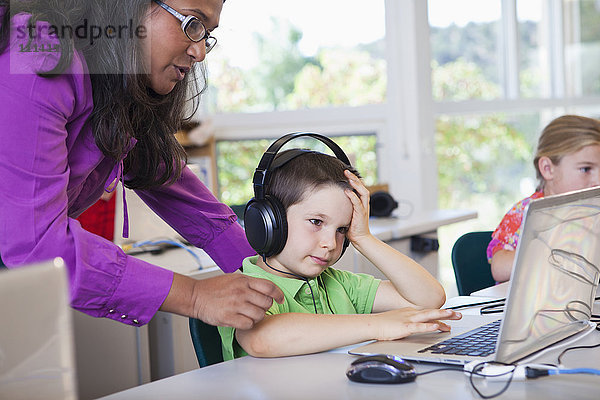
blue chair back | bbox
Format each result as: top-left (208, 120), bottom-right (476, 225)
top-left (451, 231), bottom-right (496, 296)
top-left (188, 318), bottom-right (224, 368)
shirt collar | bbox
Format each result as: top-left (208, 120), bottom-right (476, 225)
top-left (243, 256), bottom-right (317, 298)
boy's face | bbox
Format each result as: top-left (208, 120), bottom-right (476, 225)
top-left (543, 144), bottom-right (600, 196)
top-left (269, 184), bottom-right (353, 279)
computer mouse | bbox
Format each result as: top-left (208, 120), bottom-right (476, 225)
top-left (346, 354), bottom-right (417, 384)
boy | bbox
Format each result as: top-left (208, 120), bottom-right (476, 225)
top-left (218, 149), bottom-right (461, 360)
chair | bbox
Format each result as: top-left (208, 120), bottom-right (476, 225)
top-left (189, 318), bottom-right (224, 368)
top-left (451, 231), bottom-right (496, 296)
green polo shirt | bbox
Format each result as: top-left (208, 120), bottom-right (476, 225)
top-left (218, 255), bottom-right (381, 361)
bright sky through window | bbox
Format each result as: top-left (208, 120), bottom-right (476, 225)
top-left (428, 0), bottom-right (542, 27)
top-left (215, 0), bottom-right (385, 68)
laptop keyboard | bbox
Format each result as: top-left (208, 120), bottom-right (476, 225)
top-left (418, 319), bottom-right (501, 357)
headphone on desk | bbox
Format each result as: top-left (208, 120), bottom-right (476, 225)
top-left (244, 133), bottom-right (353, 258)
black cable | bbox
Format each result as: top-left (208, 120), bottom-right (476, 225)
top-left (415, 362), bottom-right (515, 399)
top-left (557, 342), bottom-right (600, 365)
top-left (444, 298), bottom-right (506, 311)
top-left (414, 367), bottom-right (464, 376)
top-left (317, 274), bottom-right (334, 314)
top-left (263, 256), bottom-right (319, 314)
top-left (480, 302), bottom-right (505, 314)
top-left (469, 362), bottom-right (515, 399)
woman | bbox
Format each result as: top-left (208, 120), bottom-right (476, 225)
top-left (0, 0), bottom-right (283, 329)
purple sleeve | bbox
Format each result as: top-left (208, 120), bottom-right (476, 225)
top-left (133, 167), bottom-right (256, 273)
top-left (0, 20), bottom-right (172, 326)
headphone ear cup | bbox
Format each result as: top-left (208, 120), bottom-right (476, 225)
top-left (244, 195), bottom-right (288, 257)
top-left (369, 191), bottom-right (398, 217)
top-left (339, 237), bottom-right (350, 259)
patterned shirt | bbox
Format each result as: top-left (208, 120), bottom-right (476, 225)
top-left (486, 191), bottom-right (544, 262)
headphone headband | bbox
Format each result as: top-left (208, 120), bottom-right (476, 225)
top-left (245, 132), bottom-right (352, 258)
top-left (252, 133), bottom-right (351, 199)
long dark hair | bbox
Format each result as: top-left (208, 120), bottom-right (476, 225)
top-left (0, 0), bottom-right (204, 189)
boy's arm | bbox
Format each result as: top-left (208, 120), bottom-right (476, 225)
top-left (235, 308), bottom-right (460, 358)
top-left (354, 236), bottom-right (446, 311)
top-left (344, 171), bottom-right (446, 312)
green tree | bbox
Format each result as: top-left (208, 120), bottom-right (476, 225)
top-left (286, 48), bottom-right (386, 108)
top-left (252, 18), bottom-right (316, 110)
top-left (578, 1), bottom-right (600, 94)
top-left (208, 59), bottom-right (257, 113)
top-left (433, 60), bottom-right (533, 222)
top-left (217, 135), bottom-right (378, 206)
top-left (431, 59), bottom-right (500, 101)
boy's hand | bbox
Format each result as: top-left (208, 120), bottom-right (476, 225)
top-left (373, 308), bottom-right (462, 341)
top-left (344, 170), bottom-right (371, 243)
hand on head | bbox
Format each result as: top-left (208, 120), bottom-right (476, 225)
top-left (344, 170), bottom-right (371, 243)
top-left (374, 308), bottom-right (462, 341)
top-left (191, 274), bottom-right (284, 330)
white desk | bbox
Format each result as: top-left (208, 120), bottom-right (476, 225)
top-left (368, 209), bottom-right (478, 242)
top-left (340, 209), bottom-right (477, 280)
top-left (100, 324), bottom-right (600, 400)
top-left (470, 282), bottom-right (509, 298)
top-left (471, 282), bottom-right (600, 301)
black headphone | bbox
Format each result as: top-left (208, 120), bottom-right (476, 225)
top-left (244, 132), bottom-right (353, 258)
top-left (369, 191), bottom-right (399, 217)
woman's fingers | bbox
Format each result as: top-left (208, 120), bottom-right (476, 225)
top-left (191, 274), bottom-right (285, 330)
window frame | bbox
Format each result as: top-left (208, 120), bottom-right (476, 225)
top-left (198, 0), bottom-right (600, 214)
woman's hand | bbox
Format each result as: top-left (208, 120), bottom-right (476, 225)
top-left (344, 169), bottom-right (372, 244)
top-left (163, 273), bottom-right (284, 330)
top-left (192, 274), bottom-right (285, 329)
top-left (372, 308), bottom-right (462, 341)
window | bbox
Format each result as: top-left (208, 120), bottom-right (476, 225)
top-left (563, 0), bottom-right (600, 96)
top-left (429, 0), bottom-right (502, 100)
top-left (517, 0), bottom-right (549, 98)
top-left (427, 0), bottom-right (600, 293)
top-left (197, 1), bottom-right (600, 295)
top-left (430, 0), bottom-right (600, 225)
top-left (204, 0), bottom-right (386, 206)
top-left (205, 0), bottom-right (386, 113)
top-left (217, 135), bottom-right (378, 206)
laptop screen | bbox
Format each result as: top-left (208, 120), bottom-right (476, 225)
top-left (0, 258), bottom-right (78, 399)
top-left (497, 186), bottom-right (600, 363)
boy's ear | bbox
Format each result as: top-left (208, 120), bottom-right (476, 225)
top-left (538, 156), bottom-right (555, 181)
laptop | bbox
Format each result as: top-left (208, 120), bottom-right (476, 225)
top-left (350, 186), bottom-right (600, 365)
top-left (0, 258), bottom-right (78, 399)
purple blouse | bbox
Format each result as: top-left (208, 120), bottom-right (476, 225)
top-left (0, 12), bottom-right (255, 326)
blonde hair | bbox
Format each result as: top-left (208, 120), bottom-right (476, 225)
top-left (534, 115), bottom-right (600, 190)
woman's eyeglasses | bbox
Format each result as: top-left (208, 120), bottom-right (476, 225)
top-left (153, 0), bottom-right (217, 53)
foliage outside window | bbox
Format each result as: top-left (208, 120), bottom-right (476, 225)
top-left (431, 0), bottom-right (600, 220)
top-left (564, 0), bottom-right (600, 96)
top-left (205, 1), bottom-right (386, 114)
top-left (217, 135), bottom-right (378, 206)
top-left (430, 0), bottom-right (600, 293)
top-left (205, 0), bottom-right (600, 294)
